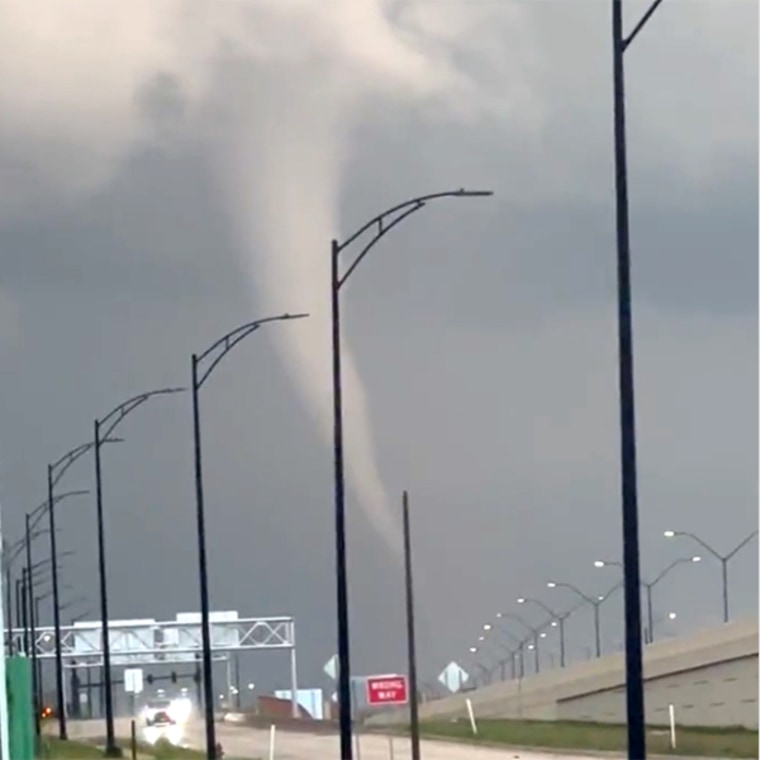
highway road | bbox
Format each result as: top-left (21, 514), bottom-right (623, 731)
top-left (67, 716), bottom-right (627, 759)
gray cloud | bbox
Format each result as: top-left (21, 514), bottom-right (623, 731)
top-left (0, 0), bottom-right (755, 697)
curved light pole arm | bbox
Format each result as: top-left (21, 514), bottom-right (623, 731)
top-left (194, 314), bottom-right (309, 389)
top-left (673, 531), bottom-right (721, 561)
top-left (6, 534), bottom-right (43, 569)
top-left (648, 558), bottom-right (687, 588)
top-left (519, 597), bottom-right (559, 619)
top-left (335, 189), bottom-right (493, 289)
top-left (51, 439), bottom-right (123, 489)
top-left (492, 627), bottom-right (523, 648)
top-left (27, 490), bottom-right (89, 536)
top-left (496, 611), bottom-right (535, 636)
top-left (601, 581), bottom-right (624, 602)
top-left (726, 530), bottom-right (758, 561)
top-left (97, 387), bottom-right (185, 442)
top-left (551, 582), bottom-right (596, 606)
top-left (337, 202), bottom-right (424, 288)
top-left (623, 0), bottom-right (667, 52)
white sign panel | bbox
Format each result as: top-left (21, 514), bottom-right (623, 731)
top-left (124, 668), bottom-right (143, 694)
top-left (438, 661), bottom-right (469, 692)
top-left (323, 654), bottom-right (338, 680)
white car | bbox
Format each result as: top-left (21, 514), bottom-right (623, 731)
top-left (142, 698), bottom-right (175, 727)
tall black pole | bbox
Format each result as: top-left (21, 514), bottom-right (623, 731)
top-left (25, 515), bottom-right (41, 741)
top-left (6, 566), bottom-right (12, 654)
top-left (612, 0), bottom-right (646, 755)
top-left (192, 355), bottom-right (217, 760)
top-left (86, 667), bottom-right (93, 719)
top-left (34, 597), bottom-right (44, 707)
top-left (18, 576), bottom-right (27, 655)
top-left (233, 654), bottom-right (241, 711)
top-left (94, 419), bottom-right (120, 757)
top-left (48, 464), bottom-right (68, 740)
top-left (402, 491), bottom-right (420, 760)
top-left (331, 239), bottom-right (353, 760)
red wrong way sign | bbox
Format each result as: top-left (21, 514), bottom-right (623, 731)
top-left (365, 674), bottom-right (408, 706)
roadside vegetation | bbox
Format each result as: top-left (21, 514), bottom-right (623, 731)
top-left (418, 718), bottom-right (759, 757)
top-left (40, 736), bottom-right (257, 760)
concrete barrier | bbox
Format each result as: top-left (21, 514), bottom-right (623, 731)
top-left (367, 618), bottom-right (758, 729)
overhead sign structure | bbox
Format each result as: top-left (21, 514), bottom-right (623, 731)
top-left (438, 661), bottom-right (468, 693)
top-left (365, 675), bottom-right (408, 706)
top-left (13, 613), bottom-right (295, 664)
top-left (124, 668), bottom-right (144, 694)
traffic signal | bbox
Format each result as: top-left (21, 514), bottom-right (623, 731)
top-left (146, 674), bottom-right (153, 685)
top-left (171, 671), bottom-right (177, 684)
top-left (193, 670), bottom-right (200, 684)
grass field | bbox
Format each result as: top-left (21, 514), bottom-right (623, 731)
top-left (419, 718), bottom-right (759, 757)
top-left (39, 736), bottom-right (255, 759)
top-left (38, 738), bottom-right (103, 758)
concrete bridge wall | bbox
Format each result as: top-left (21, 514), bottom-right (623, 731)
top-left (366, 618), bottom-right (758, 729)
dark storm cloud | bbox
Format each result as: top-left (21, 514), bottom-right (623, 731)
top-left (0, 0), bottom-right (756, 694)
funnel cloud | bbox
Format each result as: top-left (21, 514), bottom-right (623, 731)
top-left (0, 0), bottom-right (525, 555)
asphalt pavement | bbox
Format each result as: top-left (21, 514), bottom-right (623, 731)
top-left (67, 716), bottom-right (626, 759)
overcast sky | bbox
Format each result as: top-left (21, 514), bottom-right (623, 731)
top-left (0, 0), bottom-right (756, 700)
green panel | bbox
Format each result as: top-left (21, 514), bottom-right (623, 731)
top-left (7, 657), bottom-right (34, 760)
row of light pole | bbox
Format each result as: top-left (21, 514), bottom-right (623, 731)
top-left (6, 315), bottom-right (315, 760)
top-left (465, 524), bottom-right (755, 689)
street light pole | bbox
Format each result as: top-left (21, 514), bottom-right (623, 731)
top-left (402, 491), bottom-right (420, 760)
top-left (46, 439), bottom-right (119, 741)
top-left (24, 514), bottom-right (41, 744)
top-left (331, 189), bottom-right (492, 758)
top-left (517, 597), bottom-right (572, 668)
top-left (93, 388), bottom-right (184, 757)
top-left (547, 581), bottom-right (622, 658)
top-left (641, 557), bottom-right (701, 642)
top-left (664, 530), bottom-right (757, 623)
top-left (612, 0), bottom-right (671, 754)
top-left (495, 611), bottom-right (546, 673)
top-left (5, 564), bottom-right (12, 654)
top-left (481, 622), bottom-right (527, 678)
top-left (190, 315), bottom-right (307, 760)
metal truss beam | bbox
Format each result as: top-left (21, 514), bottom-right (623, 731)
top-left (11, 616), bottom-right (295, 661)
